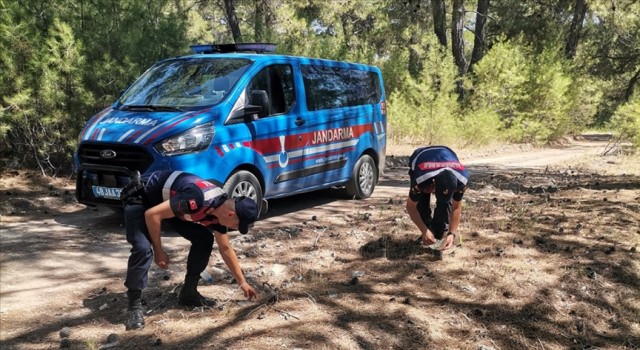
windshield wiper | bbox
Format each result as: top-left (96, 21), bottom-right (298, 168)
top-left (121, 105), bottom-right (183, 112)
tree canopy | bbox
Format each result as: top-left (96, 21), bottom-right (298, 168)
top-left (1, 0), bottom-right (638, 173)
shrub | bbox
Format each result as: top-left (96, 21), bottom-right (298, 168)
top-left (608, 93), bottom-right (640, 151)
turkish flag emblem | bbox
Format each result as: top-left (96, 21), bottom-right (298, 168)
top-left (189, 199), bottom-right (197, 210)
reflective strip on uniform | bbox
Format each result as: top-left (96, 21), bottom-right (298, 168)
top-left (162, 171), bottom-right (184, 201)
top-left (415, 167), bottom-right (468, 186)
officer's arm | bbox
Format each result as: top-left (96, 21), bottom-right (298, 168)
top-left (406, 197), bottom-right (436, 244)
top-left (449, 199), bottom-right (463, 234)
top-left (215, 232), bottom-right (258, 299)
top-left (144, 200), bottom-right (175, 268)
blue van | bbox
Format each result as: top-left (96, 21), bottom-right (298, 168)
top-left (74, 43), bottom-right (387, 213)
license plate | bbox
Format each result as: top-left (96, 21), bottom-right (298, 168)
top-left (92, 186), bottom-right (122, 200)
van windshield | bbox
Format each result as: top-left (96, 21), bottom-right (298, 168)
top-left (118, 58), bottom-right (252, 111)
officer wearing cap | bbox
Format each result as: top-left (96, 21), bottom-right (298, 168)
top-left (120, 170), bottom-right (259, 330)
top-left (406, 146), bottom-right (469, 254)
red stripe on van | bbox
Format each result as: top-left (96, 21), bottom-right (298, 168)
top-left (125, 129), bottom-right (143, 143)
top-left (251, 124), bottom-right (372, 155)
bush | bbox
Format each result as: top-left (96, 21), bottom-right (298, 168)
top-left (607, 93), bottom-right (640, 151)
top-left (387, 36), bottom-right (460, 145)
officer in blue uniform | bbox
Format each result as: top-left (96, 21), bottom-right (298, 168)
top-left (120, 170), bottom-right (259, 330)
top-left (406, 146), bottom-right (469, 255)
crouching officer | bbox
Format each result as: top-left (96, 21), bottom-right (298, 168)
top-left (120, 170), bottom-right (259, 330)
top-left (406, 146), bottom-right (469, 256)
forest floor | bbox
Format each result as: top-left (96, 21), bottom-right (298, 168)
top-left (1, 134), bottom-right (639, 350)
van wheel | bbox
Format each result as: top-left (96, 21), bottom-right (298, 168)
top-left (223, 170), bottom-right (263, 213)
top-left (345, 154), bottom-right (377, 199)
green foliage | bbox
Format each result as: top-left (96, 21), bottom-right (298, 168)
top-left (1, 0), bottom-right (639, 172)
top-left (608, 93), bottom-right (640, 150)
top-left (470, 39), bottom-right (600, 144)
top-left (1, 14), bottom-right (94, 173)
top-left (387, 36), bottom-right (460, 145)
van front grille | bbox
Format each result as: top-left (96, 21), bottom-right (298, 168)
top-left (78, 143), bottom-right (153, 172)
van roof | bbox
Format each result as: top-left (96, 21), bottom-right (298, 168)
top-left (176, 43), bottom-right (380, 71)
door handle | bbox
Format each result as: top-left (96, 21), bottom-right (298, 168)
top-left (295, 117), bottom-right (305, 126)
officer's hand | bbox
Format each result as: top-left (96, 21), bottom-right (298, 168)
top-left (240, 282), bottom-right (258, 300)
top-left (422, 231), bottom-right (436, 246)
top-left (154, 249), bottom-right (170, 269)
top-left (441, 234), bottom-right (456, 250)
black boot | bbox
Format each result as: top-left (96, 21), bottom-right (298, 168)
top-left (178, 273), bottom-right (216, 307)
top-left (126, 290), bottom-right (145, 330)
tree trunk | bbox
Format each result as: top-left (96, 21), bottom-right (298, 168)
top-left (255, 1), bottom-right (265, 42)
top-left (469, 0), bottom-right (489, 71)
top-left (564, 0), bottom-right (587, 59)
top-left (451, 0), bottom-right (467, 75)
top-left (223, 0), bottom-right (242, 43)
top-left (624, 67), bottom-right (640, 102)
top-left (431, 0), bottom-right (447, 47)
top-left (408, 34), bottom-right (422, 78)
top-left (254, 0), bottom-right (275, 42)
top-left (451, 0), bottom-right (467, 99)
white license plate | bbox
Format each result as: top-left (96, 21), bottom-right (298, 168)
top-left (92, 186), bottom-right (122, 200)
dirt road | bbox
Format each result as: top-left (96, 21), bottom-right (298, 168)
top-left (1, 136), bottom-right (638, 350)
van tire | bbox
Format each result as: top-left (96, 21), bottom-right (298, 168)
top-left (345, 154), bottom-right (377, 199)
top-left (223, 171), bottom-right (263, 215)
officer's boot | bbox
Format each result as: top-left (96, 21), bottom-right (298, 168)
top-left (126, 290), bottom-right (145, 330)
top-left (178, 273), bottom-right (216, 307)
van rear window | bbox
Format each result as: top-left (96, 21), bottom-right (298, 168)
top-left (301, 65), bottom-right (381, 111)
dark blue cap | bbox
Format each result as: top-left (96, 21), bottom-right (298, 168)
top-left (235, 196), bottom-right (258, 234)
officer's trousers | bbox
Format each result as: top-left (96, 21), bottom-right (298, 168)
top-left (123, 204), bottom-right (214, 291)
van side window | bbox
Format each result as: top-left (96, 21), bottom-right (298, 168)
top-left (246, 65), bottom-right (295, 117)
top-left (301, 65), bottom-right (381, 111)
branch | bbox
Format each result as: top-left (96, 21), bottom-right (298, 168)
top-left (463, 10), bottom-right (497, 22)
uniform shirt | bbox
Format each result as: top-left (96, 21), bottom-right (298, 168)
top-left (408, 146), bottom-right (469, 236)
top-left (142, 170), bottom-right (229, 232)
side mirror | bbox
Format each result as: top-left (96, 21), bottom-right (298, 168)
top-left (250, 90), bottom-right (270, 118)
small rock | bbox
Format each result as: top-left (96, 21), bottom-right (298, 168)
top-left (351, 271), bottom-right (365, 278)
top-left (59, 327), bottom-right (71, 338)
top-left (605, 246), bottom-right (615, 255)
top-left (348, 277), bottom-right (359, 285)
top-left (311, 215), bottom-right (317, 221)
top-left (60, 338), bottom-right (71, 348)
top-left (477, 345), bottom-right (497, 350)
top-left (153, 338), bottom-right (163, 346)
top-left (472, 308), bottom-right (485, 317)
top-left (630, 246), bottom-right (636, 253)
top-left (106, 333), bottom-right (119, 344)
top-left (402, 297), bottom-right (411, 305)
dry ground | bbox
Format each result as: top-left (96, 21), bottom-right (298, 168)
top-left (1, 136), bottom-right (639, 350)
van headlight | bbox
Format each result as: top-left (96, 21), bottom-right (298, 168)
top-left (154, 122), bottom-right (214, 156)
